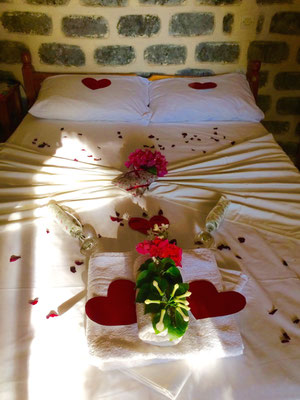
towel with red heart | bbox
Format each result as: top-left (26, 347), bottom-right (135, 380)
top-left (85, 249), bottom-right (246, 369)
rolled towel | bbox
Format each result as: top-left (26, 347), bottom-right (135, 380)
top-left (86, 248), bottom-right (245, 369)
top-left (134, 249), bottom-right (226, 346)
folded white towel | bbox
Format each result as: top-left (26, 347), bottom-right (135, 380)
top-left (86, 249), bottom-right (244, 370)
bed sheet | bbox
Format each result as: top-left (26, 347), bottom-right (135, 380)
top-left (1, 116), bottom-right (300, 400)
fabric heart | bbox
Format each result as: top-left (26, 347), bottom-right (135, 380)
top-left (188, 82), bottom-right (217, 90)
top-left (82, 78), bottom-right (111, 90)
top-left (129, 215), bottom-right (170, 235)
top-left (85, 279), bottom-right (137, 326)
top-left (189, 280), bottom-right (246, 319)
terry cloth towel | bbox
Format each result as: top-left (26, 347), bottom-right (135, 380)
top-left (86, 249), bottom-right (244, 370)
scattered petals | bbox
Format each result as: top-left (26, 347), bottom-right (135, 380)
top-left (74, 159), bottom-right (78, 162)
top-left (110, 216), bottom-right (123, 222)
top-left (46, 311), bottom-right (59, 319)
top-left (81, 149), bottom-right (86, 151)
top-left (75, 260), bottom-right (84, 266)
top-left (182, 133), bottom-right (187, 138)
top-left (28, 297), bottom-right (39, 305)
top-left (268, 308), bottom-right (278, 315)
top-left (217, 244), bottom-right (231, 251)
top-left (46, 229), bottom-right (50, 234)
top-left (238, 237), bottom-right (245, 243)
top-left (10, 255), bottom-right (21, 262)
top-left (94, 158), bottom-right (101, 161)
top-left (70, 266), bottom-right (76, 273)
top-left (87, 155), bottom-right (93, 158)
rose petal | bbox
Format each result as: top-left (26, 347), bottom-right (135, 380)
top-left (10, 255), bottom-right (21, 262)
top-left (29, 297), bottom-right (39, 305)
top-left (70, 266), bottom-right (76, 273)
top-left (46, 311), bottom-right (59, 319)
top-left (75, 260), bottom-right (84, 266)
top-left (46, 229), bottom-right (50, 234)
top-left (110, 216), bottom-right (123, 222)
top-left (238, 237), bottom-right (245, 243)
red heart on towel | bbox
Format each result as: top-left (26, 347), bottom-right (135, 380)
top-left (85, 279), bottom-right (137, 326)
top-left (188, 82), bottom-right (217, 90)
top-left (82, 78), bottom-right (111, 90)
top-left (189, 280), bottom-right (246, 319)
top-left (129, 215), bottom-right (170, 235)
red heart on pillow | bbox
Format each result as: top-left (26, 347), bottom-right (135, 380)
top-left (189, 280), bottom-right (246, 319)
top-left (188, 82), bottom-right (217, 90)
top-left (85, 279), bottom-right (137, 326)
top-left (82, 78), bottom-right (111, 90)
top-left (129, 215), bottom-right (170, 235)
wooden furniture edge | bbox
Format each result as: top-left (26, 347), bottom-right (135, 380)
top-left (22, 51), bottom-right (261, 108)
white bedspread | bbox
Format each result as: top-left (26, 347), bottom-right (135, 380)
top-left (1, 117), bottom-right (300, 400)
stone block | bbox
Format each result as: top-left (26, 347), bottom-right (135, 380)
top-left (223, 13), bottom-right (234, 34)
top-left (139, 0), bottom-right (184, 4)
top-left (1, 12), bottom-right (52, 35)
top-left (195, 42), bottom-right (239, 63)
top-left (197, 0), bottom-right (240, 4)
top-left (256, 15), bottom-right (264, 33)
top-left (26, 0), bottom-right (69, 5)
top-left (94, 45), bottom-right (135, 65)
top-left (80, 0), bottom-right (127, 5)
top-left (247, 41), bottom-right (289, 63)
top-left (262, 120), bottom-right (290, 134)
top-left (259, 70), bottom-right (268, 88)
top-left (257, 95), bottom-right (271, 112)
top-left (176, 68), bottom-right (214, 76)
top-left (144, 44), bottom-right (186, 65)
top-left (276, 97), bottom-right (300, 115)
top-left (0, 40), bottom-right (28, 64)
top-left (39, 43), bottom-right (85, 66)
top-left (62, 16), bottom-right (108, 38)
top-left (117, 15), bottom-right (160, 37)
top-left (270, 12), bottom-right (300, 35)
top-left (274, 72), bottom-right (300, 90)
top-left (170, 13), bottom-right (214, 36)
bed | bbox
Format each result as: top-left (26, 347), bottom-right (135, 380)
top-left (0, 52), bottom-right (300, 400)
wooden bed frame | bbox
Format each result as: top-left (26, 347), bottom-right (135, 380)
top-left (21, 51), bottom-right (261, 109)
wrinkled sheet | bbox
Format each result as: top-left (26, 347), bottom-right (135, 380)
top-left (1, 117), bottom-right (300, 400)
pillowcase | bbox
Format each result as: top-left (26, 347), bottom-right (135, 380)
top-left (29, 74), bottom-right (151, 123)
top-left (148, 73), bottom-right (264, 123)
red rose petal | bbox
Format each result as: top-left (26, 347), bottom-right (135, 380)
top-left (10, 255), bottom-right (21, 262)
top-left (110, 216), bottom-right (123, 222)
top-left (46, 311), bottom-right (59, 319)
top-left (70, 266), bottom-right (76, 273)
top-left (74, 159), bottom-right (78, 162)
top-left (46, 229), bottom-right (50, 234)
top-left (29, 297), bottom-right (39, 305)
top-left (188, 82), bottom-right (217, 90)
top-left (75, 260), bottom-right (84, 266)
top-left (94, 158), bottom-right (101, 161)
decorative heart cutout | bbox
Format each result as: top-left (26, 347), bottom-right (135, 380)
top-left (129, 215), bottom-right (169, 235)
top-left (82, 78), bottom-right (111, 90)
top-left (85, 279), bottom-right (137, 326)
top-left (189, 280), bottom-right (246, 319)
top-left (188, 82), bottom-right (217, 90)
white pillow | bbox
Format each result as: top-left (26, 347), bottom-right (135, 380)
top-left (29, 74), bottom-right (151, 123)
top-left (149, 73), bottom-right (264, 123)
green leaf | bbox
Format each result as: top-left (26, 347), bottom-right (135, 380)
top-left (159, 257), bottom-right (176, 271)
top-left (164, 266), bottom-right (183, 283)
top-left (136, 269), bottom-right (152, 288)
top-left (138, 258), bottom-right (154, 272)
top-left (175, 283), bottom-right (189, 297)
top-left (146, 166), bottom-right (157, 175)
top-left (136, 282), bottom-right (151, 303)
top-left (145, 303), bottom-right (162, 314)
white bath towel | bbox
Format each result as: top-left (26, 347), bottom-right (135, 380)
top-left (86, 249), bottom-right (245, 370)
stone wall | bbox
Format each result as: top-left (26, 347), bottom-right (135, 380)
top-left (0, 0), bottom-right (299, 160)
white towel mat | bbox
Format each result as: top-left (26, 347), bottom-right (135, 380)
top-left (86, 249), bottom-right (244, 369)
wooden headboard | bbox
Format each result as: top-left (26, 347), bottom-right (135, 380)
top-left (22, 51), bottom-right (261, 108)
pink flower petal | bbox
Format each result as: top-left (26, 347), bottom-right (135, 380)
top-left (46, 311), bottom-right (59, 319)
top-left (29, 297), bottom-right (39, 305)
top-left (10, 255), bottom-right (21, 262)
top-left (46, 229), bottom-right (50, 234)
